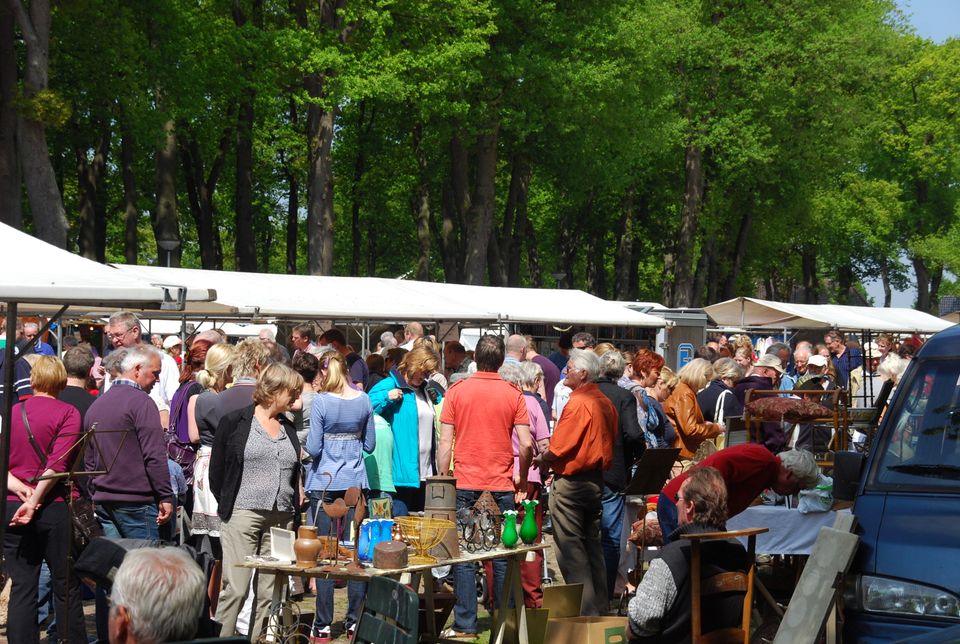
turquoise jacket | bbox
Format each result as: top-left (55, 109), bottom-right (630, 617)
top-left (368, 369), bottom-right (421, 489)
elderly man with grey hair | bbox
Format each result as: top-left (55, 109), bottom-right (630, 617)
top-left (108, 547), bottom-right (206, 644)
top-left (533, 348), bottom-right (618, 615)
top-left (85, 343), bottom-right (174, 540)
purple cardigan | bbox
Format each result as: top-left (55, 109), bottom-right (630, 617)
top-left (7, 397), bottom-right (82, 503)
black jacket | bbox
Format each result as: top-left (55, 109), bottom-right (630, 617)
top-left (696, 379), bottom-right (743, 425)
top-left (596, 378), bottom-right (646, 491)
top-left (209, 404), bottom-right (301, 522)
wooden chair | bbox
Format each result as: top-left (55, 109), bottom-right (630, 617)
top-left (743, 389), bottom-right (844, 466)
top-left (682, 527), bottom-right (768, 644)
top-left (353, 576), bottom-right (419, 644)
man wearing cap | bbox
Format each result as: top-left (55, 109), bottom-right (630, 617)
top-left (733, 354), bottom-right (787, 452)
top-left (162, 335), bottom-right (183, 366)
top-left (854, 342), bottom-right (884, 408)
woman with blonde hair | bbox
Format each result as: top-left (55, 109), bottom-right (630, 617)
top-left (5, 356), bottom-right (87, 643)
top-left (663, 359), bottom-right (721, 460)
top-left (368, 346), bottom-right (444, 513)
top-left (210, 363), bottom-right (303, 639)
top-left (188, 342), bottom-right (237, 540)
top-left (305, 351), bottom-right (376, 641)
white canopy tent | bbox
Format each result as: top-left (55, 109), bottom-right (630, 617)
top-left (704, 297), bottom-right (954, 334)
top-left (113, 265), bottom-right (498, 323)
top-left (386, 282), bottom-right (667, 327)
top-left (0, 223), bottom-right (214, 555)
top-left (0, 223), bottom-right (214, 311)
top-left (112, 265), bottom-right (666, 328)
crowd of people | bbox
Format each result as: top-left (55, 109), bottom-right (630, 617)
top-left (0, 315), bottom-right (927, 643)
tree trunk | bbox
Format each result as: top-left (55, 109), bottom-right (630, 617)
top-left (232, 0), bottom-right (261, 272)
top-left (180, 127), bottom-right (228, 270)
top-left (305, 77), bottom-right (336, 275)
top-left (722, 202), bottom-right (752, 300)
top-left (234, 90), bottom-right (256, 271)
top-left (120, 123), bottom-right (139, 264)
top-left (462, 126), bottom-right (498, 285)
top-left (912, 256), bottom-right (941, 313)
top-left (507, 157), bottom-right (530, 287)
top-left (12, 0), bottom-right (67, 247)
top-left (801, 249), bottom-right (818, 304)
top-left (837, 263), bottom-right (855, 304)
top-left (673, 143), bottom-right (704, 307)
top-left (350, 102), bottom-right (369, 276)
top-left (0, 2), bottom-right (20, 228)
top-left (281, 104), bottom-right (299, 275)
top-left (523, 215), bottom-right (543, 288)
top-left (75, 123), bottom-right (110, 260)
top-left (614, 189), bottom-right (635, 301)
top-left (441, 135), bottom-right (469, 283)
top-left (880, 259), bottom-right (892, 307)
top-left (411, 122), bottom-right (431, 281)
top-left (153, 119), bottom-right (181, 266)
top-left (495, 153), bottom-right (528, 287)
top-left (691, 237), bottom-right (712, 307)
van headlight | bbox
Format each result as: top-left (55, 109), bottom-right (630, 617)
top-left (846, 575), bottom-right (960, 620)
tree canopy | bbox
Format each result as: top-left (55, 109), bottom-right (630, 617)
top-left (2, 0), bottom-right (956, 312)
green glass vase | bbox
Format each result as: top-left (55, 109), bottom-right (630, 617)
top-left (501, 510), bottom-right (519, 548)
top-left (520, 499), bottom-right (539, 545)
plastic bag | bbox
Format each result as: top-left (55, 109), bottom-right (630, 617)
top-left (798, 473), bottom-right (833, 514)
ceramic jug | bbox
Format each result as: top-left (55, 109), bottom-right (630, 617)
top-left (294, 525), bottom-right (322, 566)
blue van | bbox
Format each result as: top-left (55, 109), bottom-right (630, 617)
top-left (842, 324), bottom-right (960, 641)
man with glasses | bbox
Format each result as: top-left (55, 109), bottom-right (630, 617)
top-left (629, 467), bottom-right (750, 642)
top-left (103, 311), bottom-right (180, 429)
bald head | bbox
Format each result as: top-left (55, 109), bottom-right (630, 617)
top-left (505, 334), bottom-right (527, 359)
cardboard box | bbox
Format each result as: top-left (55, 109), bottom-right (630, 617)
top-left (544, 616), bottom-right (630, 644)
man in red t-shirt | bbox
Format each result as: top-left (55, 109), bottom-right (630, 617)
top-left (437, 335), bottom-right (531, 638)
top-left (656, 444), bottom-right (819, 543)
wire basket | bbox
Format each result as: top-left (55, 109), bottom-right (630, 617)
top-left (395, 516), bottom-right (455, 564)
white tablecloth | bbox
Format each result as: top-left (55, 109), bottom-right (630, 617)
top-left (726, 504), bottom-right (846, 555)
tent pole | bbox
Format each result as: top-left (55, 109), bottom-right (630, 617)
top-left (0, 302), bottom-right (19, 566)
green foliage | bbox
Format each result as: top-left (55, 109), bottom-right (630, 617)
top-left (9, 0), bottom-right (956, 311)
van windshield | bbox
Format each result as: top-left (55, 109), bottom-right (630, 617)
top-left (873, 358), bottom-right (960, 490)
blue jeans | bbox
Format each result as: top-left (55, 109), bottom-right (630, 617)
top-left (308, 492), bottom-right (366, 630)
top-left (600, 486), bottom-right (625, 598)
top-left (96, 502), bottom-right (160, 540)
top-left (95, 502), bottom-right (160, 641)
top-left (38, 561), bottom-right (56, 638)
top-left (656, 493), bottom-right (679, 544)
top-left (453, 490), bottom-right (513, 634)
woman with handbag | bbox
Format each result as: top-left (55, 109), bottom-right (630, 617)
top-left (5, 355), bottom-right (88, 643)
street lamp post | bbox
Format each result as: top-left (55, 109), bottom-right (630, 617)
top-left (157, 240), bottom-right (180, 268)
top-left (550, 272), bottom-right (567, 289)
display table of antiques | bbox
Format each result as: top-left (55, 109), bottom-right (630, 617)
top-left (239, 478), bottom-right (548, 643)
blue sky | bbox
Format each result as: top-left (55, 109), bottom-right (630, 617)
top-left (896, 0), bottom-right (960, 43)
top-left (862, 1), bottom-right (958, 307)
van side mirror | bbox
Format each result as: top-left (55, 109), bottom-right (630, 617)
top-left (833, 451), bottom-right (865, 501)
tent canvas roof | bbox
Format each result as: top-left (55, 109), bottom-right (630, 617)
top-left (112, 265), bottom-right (665, 327)
top-left (0, 223), bottom-right (214, 310)
top-left (704, 297), bottom-right (953, 334)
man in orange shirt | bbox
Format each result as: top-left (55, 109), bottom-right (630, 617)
top-left (534, 348), bottom-right (618, 616)
top-left (438, 335), bottom-right (532, 638)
